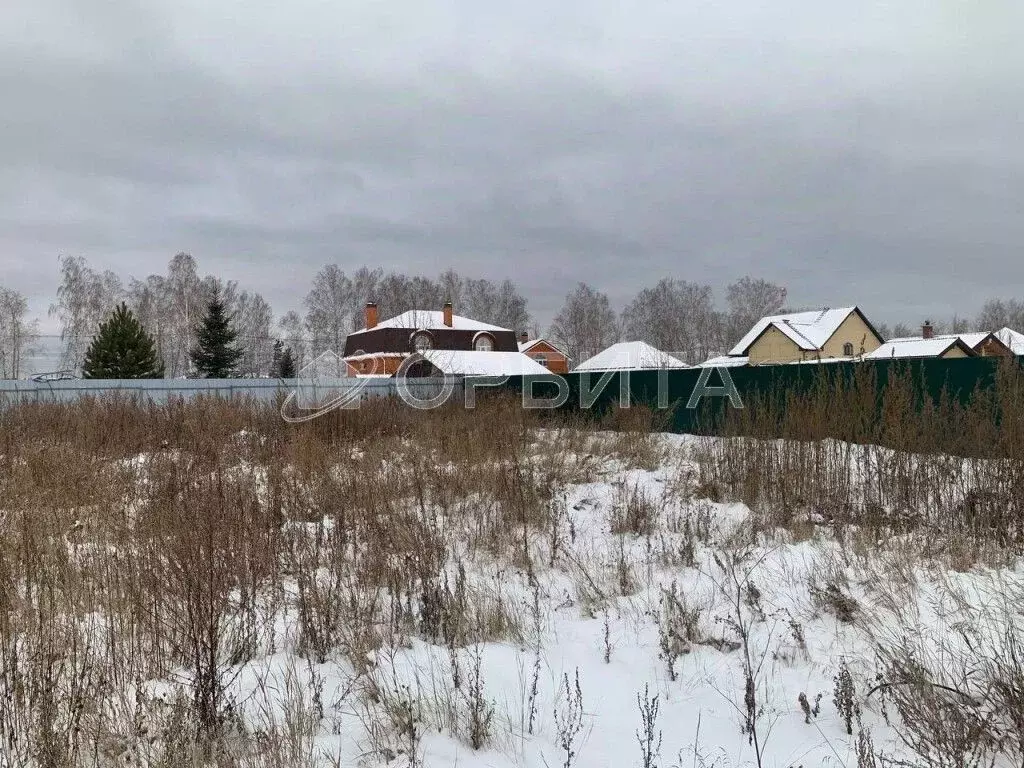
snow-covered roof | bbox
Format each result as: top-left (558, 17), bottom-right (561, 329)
top-left (574, 341), bottom-right (689, 372)
top-left (697, 355), bottom-right (749, 368)
top-left (350, 310), bottom-right (510, 335)
top-left (995, 327), bottom-right (1024, 355)
top-left (865, 337), bottom-right (972, 360)
top-left (729, 307), bottom-right (859, 356)
top-left (343, 352), bottom-right (407, 361)
top-left (518, 338), bottom-right (569, 356)
top-left (419, 350), bottom-right (550, 377)
top-left (943, 332), bottom-right (990, 349)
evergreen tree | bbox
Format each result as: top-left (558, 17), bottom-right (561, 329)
top-left (81, 303), bottom-right (165, 379)
top-left (277, 346), bottom-right (296, 378)
top-left (190, 291), bottom-right (243, 378)
top-left (270, 339), bottom-right (283, 376)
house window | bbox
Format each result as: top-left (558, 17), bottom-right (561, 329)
top-left (413, 332), bottom-right (433, 352)
top-left (534, 353), bottom-right (548, 366)
top-left (474, 334), bottom-right (495, 352)
top-left (843, 342), bottom-right (854, 356)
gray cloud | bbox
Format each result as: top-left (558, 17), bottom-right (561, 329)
top-left (2, 0), bottom-right (1023, 334)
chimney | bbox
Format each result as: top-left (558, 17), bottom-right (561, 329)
top-left (922, 320), bottom-right (934, 339)
top-left (443, 301), bottom-right (453, 328)
top-left (519, 331), bottom-right (530, 343)
top-left (365, 302), bottom-right (378, 329)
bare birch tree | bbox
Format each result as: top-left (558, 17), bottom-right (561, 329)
top-left (304, 265), bottom-right (355, 357)
top-left (0, 287), bottom-right (39, 378)
top-left (234, 291), bottom-right (274, 376)
top-left (549, 282), bottom-right (619, 365)
top-left (725, 277), bottom-right (787, 346)
top-left (621, 278), bottom-right (720, 363)
top-left (49, 255), bottom-right (123, 370)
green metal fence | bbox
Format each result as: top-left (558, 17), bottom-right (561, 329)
top-left (502, 356), bottom-right (1020, 435)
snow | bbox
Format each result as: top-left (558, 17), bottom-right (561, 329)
top-left (419, 350), bottom-right (551, 376)
top-left (729, 307), bottom-right (858, 356)
top-left (944, 331), bottom-right (990, 349)
top-left (518, 338), bottom-right (568, 356)
top-left (697, 355), bottom-right (749, 367)
top-left (865, 336), bottom-right (969, 359)
top-left (995, 326), bottom-right (1024, 355)
top-left (350, 310), bottom-right (511, 334)
top-left (344, 352), bottom-right (408, 361)
top-left (574, 341), bottom-right (689, 372)
top-left (193, 430), bottom-right (1024, 768)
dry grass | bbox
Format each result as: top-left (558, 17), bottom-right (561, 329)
top-left (693, 358), bottom-right (1024, 565)
top-left (2, 370), bottom-right (1024, 767)
top-left (0, 393), bottom-right (661, 766)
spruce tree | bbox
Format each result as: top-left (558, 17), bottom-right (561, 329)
top-left (190, 291), bottom-right (243, 378)
top-left (81, 303), bottom-right (165, 379)
top-left (270, 339), bottom-right (283, 376)
top-left (277, 347), bottom-right (296, 378)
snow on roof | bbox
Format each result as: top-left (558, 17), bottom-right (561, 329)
top-left (350, 310), bottom-right (510, 334)
top-left (342, 352), bottom-right (407, 361)
top-left (697, 355), bottom-right (749, 368)
top-left (729, 307), bottom-right (858, 356)
top-left (943, 332), bottom-right (991, 349)
top-left (864, 337), bottom-right (970, 360)
top-left (518, 338), bottom-right (569, 356)
top-left (419, 350), bottom-right (550, 377)
top-left (574, 341), bottom-right (689, 372)
top-left (995, 327), bottom-right (1024, 355)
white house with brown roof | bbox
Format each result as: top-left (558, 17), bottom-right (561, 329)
top-left (729, 307), bottom-right (884, 365)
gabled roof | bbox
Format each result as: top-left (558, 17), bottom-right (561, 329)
top-left (349, 310), bottom-right (510, 335)
top-left (995, 327), bottom-right (1024, 355)
top-left (864, 336), bottom-right (977, 360)
top-left (574, 341), bottom-right (689, 372)
top-left (518, 337), bottom-right (570, 357)
top-left (944, 332), bottom-right (991, 349)
top-left (729, 307), bottom-right (878, 356)
top-left (930, 331), bottom-right (1014, 355)
top-left (419, 350), bottom-right (549, 376)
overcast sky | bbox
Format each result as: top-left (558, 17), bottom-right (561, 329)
top-left (2, 0), bottom-right (1022, 334)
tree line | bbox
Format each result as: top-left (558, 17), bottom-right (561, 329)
top-left (1, 252), bottom-right (1022, 378)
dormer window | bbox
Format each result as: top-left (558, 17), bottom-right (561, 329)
top-left (843, 342), bottom-right (854, 356)
top-left (413, 332), bottom-right (434, 352)
top-left (474, 333), bottom-right (495, 352)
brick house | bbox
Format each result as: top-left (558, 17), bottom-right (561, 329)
top-left (517, 334), bottom-right (571, 374)
top-left (343, 302), bottom-right (522, 376)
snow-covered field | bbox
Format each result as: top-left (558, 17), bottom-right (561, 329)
top-left (3, 404), bottom-right (1023, 768)
top-left (219, 435), bottom-right (1024, 768)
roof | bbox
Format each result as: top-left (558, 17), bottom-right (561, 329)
top-left (697, 355), bottom-right (749, 368)
top-left (419, 350), bottom-right (550, 377)
top-left (343, 352), bottom-right (407, 361)
top-left (864, 336), bottom-right (975, 360)
top-left (518, 337), bottom-right (570, 357)
top-left (349, 310), bottom-right (510, 335)
top-left (729, 307), bottom-right (863, 356)
top-left (943, 332), bottom-right (990, 349)
top-left (995, 327), bottom-right (1024, 355)
top-left (574, 341), bottom-right (689, 372)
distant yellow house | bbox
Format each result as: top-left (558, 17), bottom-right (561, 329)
top-left (729, 307), bottom-right (884, 365)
